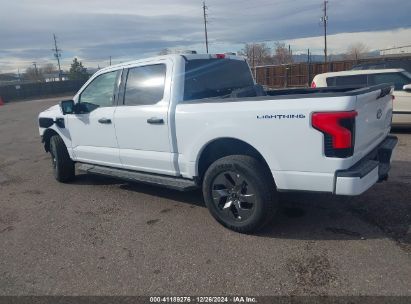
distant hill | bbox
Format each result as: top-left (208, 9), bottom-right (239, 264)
top-left (292, 50), bottom-right (381, 63)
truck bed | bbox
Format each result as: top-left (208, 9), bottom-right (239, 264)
top-left (176, 83), bottom-right (393, 193)
top-left (265, 84), bottom-right (389, 98)
top-left (180, 84), bottom-right (392, 103)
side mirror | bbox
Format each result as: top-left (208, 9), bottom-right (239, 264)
top-left (403, 84), bottom-right (411, 92)
top-left (60, 100), bottom-right (75, 115)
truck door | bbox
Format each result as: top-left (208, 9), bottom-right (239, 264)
top-left (113, 61), bottom-right (177, 176)
top-left (67, 70), bottom-right (121, 167)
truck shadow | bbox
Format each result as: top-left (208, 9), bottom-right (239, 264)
top-left (259, 160), bottom-right (411, 244)
top-left (71, 161), bottom-right (410, 244)
top-left (391, 127), bottom-right (411, 134)
top-left (119, 178), bottom-right (409, 243)
top-left (119, 182), bottom-right (206, 207)
top-left (72, 173), bottom-right (121, 186)
top-left (258, 191), bottom-right (410, 244)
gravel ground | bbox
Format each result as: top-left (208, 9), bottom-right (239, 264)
top-left (0, 97), bottom-right (410, 296)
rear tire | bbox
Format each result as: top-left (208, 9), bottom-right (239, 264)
top-left (202, 155), bottom-right (277, 233)
top-left (49, 135), bottom-right (75, 183)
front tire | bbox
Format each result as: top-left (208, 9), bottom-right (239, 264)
top-left (49, 135), bottom-right (75, 182)
top-left (202, 155), bottom-right (277, 233)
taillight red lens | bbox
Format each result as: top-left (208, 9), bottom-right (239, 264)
top-left (311, 81), bottom-right (316, 88)
top-left (312, 111), bottom-right (357, 157)
top-left (216, 54), bottom-right (226, 59)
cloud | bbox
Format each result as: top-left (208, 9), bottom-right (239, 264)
top-left (0, 0), bottom-right (410, 72)
top-left (284, 28), bottom-right (411, 54)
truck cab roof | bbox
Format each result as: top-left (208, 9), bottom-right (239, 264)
top-left (98, 53), bottom-right (246, 74)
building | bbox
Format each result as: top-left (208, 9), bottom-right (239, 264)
top-left (380, 45), bottom-right (411, 56)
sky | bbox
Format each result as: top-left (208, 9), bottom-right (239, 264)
top-left (0, 0), bottom-right (410, 73)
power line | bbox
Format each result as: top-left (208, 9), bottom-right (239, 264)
top-left (52, 33), bottom-right (62, 81)
top-left (203, 1), bottom-right (209, 54)
top-left (320, 0), bottom-right (328, 66)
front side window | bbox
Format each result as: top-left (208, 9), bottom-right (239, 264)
top-left (368, 73), bottom-right (411, 90)
top-left (124, 64), bottom-right (166, 106)
top-left (80, 71), bottom-right (119, 110)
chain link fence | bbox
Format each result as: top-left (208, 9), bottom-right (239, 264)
top-left (0, 80), bottom-right (87, 102)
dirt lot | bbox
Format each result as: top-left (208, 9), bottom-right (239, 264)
top-left (0, 97), bottom-right (410, 296)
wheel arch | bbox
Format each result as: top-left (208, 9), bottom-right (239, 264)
top-left (196, 137), bottom-right (273, 183)
top-left (42, 128), bottom-right (60, 152)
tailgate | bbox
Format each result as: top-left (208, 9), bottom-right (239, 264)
top-left (354, 85), bottom-right (393, 158)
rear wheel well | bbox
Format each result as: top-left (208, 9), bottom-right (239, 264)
top-left (42, 129), bottom-right (59, 152)
top-left (197, 138), bottom-right (272, 182)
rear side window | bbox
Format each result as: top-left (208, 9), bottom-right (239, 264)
top-left (334, 75), bottom-right (367, 86)
top-left (124, 64), bottom-right (166, 106)
top-left (368, 72), bottom-right (410, 90)
top-left (183, 59), bottom-right (254, 101)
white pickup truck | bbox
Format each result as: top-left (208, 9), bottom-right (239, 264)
top-left (38, 53), bottom-right (397, 232)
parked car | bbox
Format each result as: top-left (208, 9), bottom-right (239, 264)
top-left (38, 54), bottom-right (397, 232)
top-left (312, 69), bottom-right (411, 127)
top-left (351, 60), bottom-right (411, 74)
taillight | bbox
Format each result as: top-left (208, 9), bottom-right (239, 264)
top-left (312, 111), bottom-right (357, 158)
top-left (215, 54), bottom-right (226, 59)
top-left (311, 81), bottom-right (316, 88)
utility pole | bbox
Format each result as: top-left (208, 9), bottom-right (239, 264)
top-left (203, 1), bottom-right (209, 54)
top-left (252, 44), bottom-right (256, 80)
top-left (321, 1), bottom-right (328, 67)
top-left (32, 62), bottom-right (38, 75)
top-left (52, 33), bottom-right (62, 81)
top-left (109, 56), bottom-right (112, 66)
top-left (307, 48), bottom-right (311, 86)
top-left (32, 62), bottom-right (38, 81)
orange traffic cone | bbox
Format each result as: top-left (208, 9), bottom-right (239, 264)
top-left (0, 96), bottom-right (4, 106)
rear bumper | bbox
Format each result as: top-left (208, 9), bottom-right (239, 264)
top-left (334, 135), bottom-right (398, 195)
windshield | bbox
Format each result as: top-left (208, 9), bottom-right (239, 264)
top-left (402, 71), bottom-right (411, 81)
top-left (183, 59), bottom-right (254, 101)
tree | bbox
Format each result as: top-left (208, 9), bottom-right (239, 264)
top-left (238, 43), bottom-right (272, 67)
top-left (42, 63), bottom-right (57, 74)
top-left (272, 42), bottom-right (293, 65)
top-left (345, 42), bottom-right (370, 61)
top-left (24, 66), bottom-right (44, 82)
top-left (68, 57), bottom-right (88, 81)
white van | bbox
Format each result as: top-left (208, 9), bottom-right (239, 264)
top-left (312, 69), bottom-right (411, 127)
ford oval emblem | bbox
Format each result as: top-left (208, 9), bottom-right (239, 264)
top-left (377, 109), bottom-right (382, 119)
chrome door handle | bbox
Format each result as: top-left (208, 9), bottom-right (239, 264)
top-left (147, 117), bottom-right (164, 124)
top-left (98, 118), bottom-right (112, 124)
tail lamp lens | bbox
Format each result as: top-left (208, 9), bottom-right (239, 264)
top-left (312, 111), bottom-right (357, 158)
